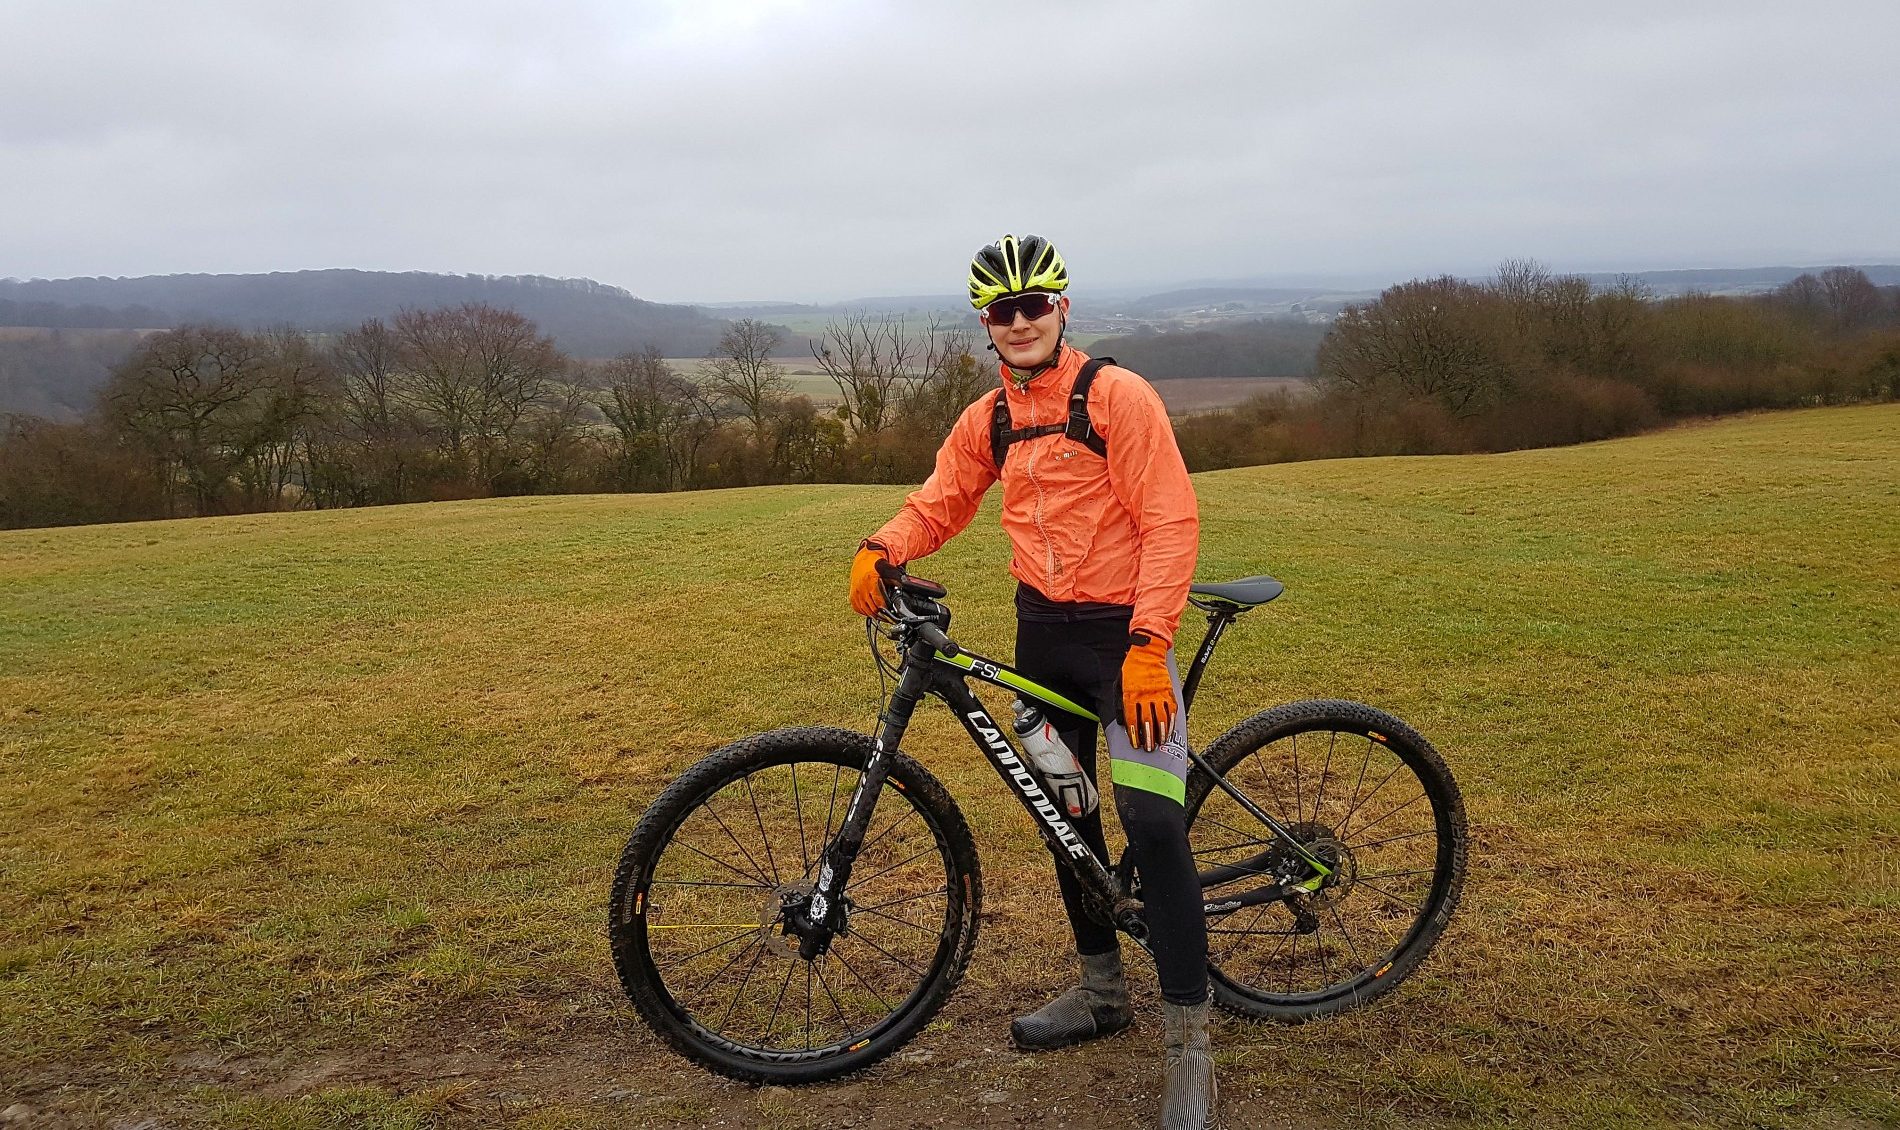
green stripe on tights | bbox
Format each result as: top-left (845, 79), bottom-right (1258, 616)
top-left (1109, 758), bottom-right (1186, 805)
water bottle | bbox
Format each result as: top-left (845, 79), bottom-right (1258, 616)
top-left (1011, 699), bottom-right (1100, 818)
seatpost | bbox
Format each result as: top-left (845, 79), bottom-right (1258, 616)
top-left (1179, 607), bottom-right (1238, 716)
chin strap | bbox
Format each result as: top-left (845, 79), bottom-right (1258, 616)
top-left (1005, 319), bottom-right (1069, 386)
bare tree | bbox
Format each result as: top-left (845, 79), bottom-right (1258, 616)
top-left (810, 311), bottom-right (921, 437)
top-left (103, 325), bottom-right (307, 514)
top-left (520, 372), bottom-right (596, 493)
top-left (597, 345), bottom-right (718, 490)
top-left (235, 328), bottom-right (325, 510)
top-left (1818, 266), bottom-right (1881, 333)
top-left (700, 319), bottom-right (787, 439)
top-left (391, 303), bottom-right (565, 492)
top-left (316, 317), bottom-right (418, 504)
top-left (898, 319), bottom-right (989, 438)
top-left (1317, 277), bottom-right (1521, 417)
top-left (1494, 257), bottom-right (1555, 337)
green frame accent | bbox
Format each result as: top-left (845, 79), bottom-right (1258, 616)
top-left (1108, 757), bottom-right (1187, 804)
top-left (934, 651), bottom-right (1099, 722)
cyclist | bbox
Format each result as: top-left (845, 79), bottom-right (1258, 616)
top-left (849, 234), bottom-right (1215, 1129)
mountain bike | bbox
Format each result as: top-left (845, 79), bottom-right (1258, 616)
top-left (608, 570), bottom-right (1467, 1084)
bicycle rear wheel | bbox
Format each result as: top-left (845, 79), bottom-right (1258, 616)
top-left (1186, 699), bottom-right (1466, 1022)
top-left (609, 727), bottom-right (981, 1083)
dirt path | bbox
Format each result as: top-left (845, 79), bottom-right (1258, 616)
top-left (9, 989), bottom-right (1358, 1129)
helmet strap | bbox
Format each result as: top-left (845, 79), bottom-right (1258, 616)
top-left (1003, 317), bottom-right (1068, 386)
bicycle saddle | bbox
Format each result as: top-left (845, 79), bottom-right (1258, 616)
top-left (1188, 575), bottom-right (1284, 609)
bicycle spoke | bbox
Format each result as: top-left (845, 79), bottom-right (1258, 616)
top-left (1196, 815), bottom-right (1266, 847)
top-left (1355, 867), bottom-right (1434, 882)
top-left (821, 763), bottom-right (846, 846)
top-left (1353, 827), bottom-right (1436, 851)
top-left (654, 924), bottom-right (759, 972)
top-left (1326, 901), bottom-right (1369, 970)
top-left (715, 936), bottom-right (773, 1034)
top-left (763, 957), bottom-right (798, 1042)
top-left (1192, 834), bottom-right (1273, 858)
top-left (678, 931), bottom-right (767, 1007)
top-left (1352, 876), bottom-right (1425, 913)
top-left (1337, 759), bottom-right (1405, 833)
top-left (804, 963), bottom-right (815, 1050)
top-left (1217, 902), bottom-right (1274, 962)
top-left (1291, 731), bottom-right (1304, 825)
top-left (853, 904), bottom-right (941, 936)
top-left (1313, 911), bottom-right (1335, 984)
top-left (854, 885), bottom-right (949, 913)
top-left (789, 762), bottom-right (810, 875)
top-left (1246, 746), bottom-right (1295, 830)
top-left (841, 928), bottom-right (929, 980)
top-left (852, 803), bottom-right (918, 864)
top-left (671, 837), bottom-right (772, 888)
top-left (1342, 789), bottom-right (1427, 842)
top-left (649, 879), bottom-right (771, 890)
top-left (743, 773), bottom-right (781, 887)
top-left (700, 797), bottom-right (774, 887)
top-left (832, 941), bottom-right (897, 1014)
top-left (847, 843), bottom-right (938, 891)
top-left (1343, 735), bottom-right (1375, 823)
top-left (1312, 731), bottom-right (1337, 824)
top-left (813, 955), bottom-right (857, 1041)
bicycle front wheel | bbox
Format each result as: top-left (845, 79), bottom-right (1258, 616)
top-left (609, 727), bottom-right (982, 1083)
top-left (1187, 699), bottom-right (1467, 1022)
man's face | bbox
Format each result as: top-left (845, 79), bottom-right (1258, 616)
top-left (983, 293), bottom-right (1069, 371)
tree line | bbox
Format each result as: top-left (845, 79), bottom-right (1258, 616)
top-left (1172, 264), bottom-right (1900, 469)
top-left (4, 265), bottom-right (1897, 530)
top-left (0, 305), bottom-right (988, 528)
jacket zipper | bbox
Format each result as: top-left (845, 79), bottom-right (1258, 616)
top-left (1016, 380), bottom-right (1063, 581)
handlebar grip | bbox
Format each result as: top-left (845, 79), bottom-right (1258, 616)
top-left (917, 623), bottom-right (959, 657)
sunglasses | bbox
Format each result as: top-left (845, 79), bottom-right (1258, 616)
top-left (980, 292), bottom-right (1062, 325)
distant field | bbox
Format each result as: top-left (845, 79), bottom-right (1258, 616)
top-left (2, 406), bottom-right (1896, 1128)
top-left (659, 360), bottom-right (1308, 413)
top-left (0, 326), bottom-right (162, 342)
top-left (1152, 376), bottom-right (1311, 413)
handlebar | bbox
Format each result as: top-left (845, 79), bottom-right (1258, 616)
top-left (875, 567), bottom-right (960, 657)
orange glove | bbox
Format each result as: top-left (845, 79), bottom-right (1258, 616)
top-left (1121, 632), bottom-right (1177, 750)
top-left (849, 542), bottom-right (895, 617)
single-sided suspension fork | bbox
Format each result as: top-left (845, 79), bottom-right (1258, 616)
top-left (785, 643), bottom-right (933, 959)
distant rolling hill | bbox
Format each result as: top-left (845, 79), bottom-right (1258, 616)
top-left (0, 270), bottom-right (751, 359)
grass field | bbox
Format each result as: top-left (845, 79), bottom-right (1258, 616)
top-left (2, 405), bottom-right (1896, 1128)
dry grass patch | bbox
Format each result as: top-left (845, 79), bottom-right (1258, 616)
top-left (2, 405), bottom-right (1896, 1127)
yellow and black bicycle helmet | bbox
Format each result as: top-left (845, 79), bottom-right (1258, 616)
top-left (968, 234), bottom-right (1069, 310)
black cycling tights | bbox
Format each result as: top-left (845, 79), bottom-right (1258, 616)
top-left (1015, 616), bottom-right (1209, 1006)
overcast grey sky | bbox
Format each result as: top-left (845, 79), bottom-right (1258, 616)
top-left (3, 1), bottom-right (1895, 302)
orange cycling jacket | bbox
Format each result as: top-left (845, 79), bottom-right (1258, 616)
top-left (870, 346), bottom-right (1199, 645)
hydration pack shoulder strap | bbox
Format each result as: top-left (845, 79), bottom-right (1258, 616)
top-left (990, 357), bottom-right (1114, 470)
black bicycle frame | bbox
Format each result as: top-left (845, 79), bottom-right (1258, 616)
top-left (789, 602), bottom-right (1327, 960)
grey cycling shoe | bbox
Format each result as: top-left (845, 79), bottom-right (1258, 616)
top-left (1158, 998), bottom-right (1217, 1129)
top-left (1009, 949), bottom-right (1132, 1051)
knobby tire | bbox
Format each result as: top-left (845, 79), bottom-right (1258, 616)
top-left (609, 727), bottom-right (982, 1084)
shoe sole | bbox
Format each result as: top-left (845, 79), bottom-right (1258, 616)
top-left (1008, 1013), bottom-right (1134, 1053)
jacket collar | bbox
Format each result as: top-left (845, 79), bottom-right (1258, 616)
top-left (999, 345), bottom-right (1087, 411)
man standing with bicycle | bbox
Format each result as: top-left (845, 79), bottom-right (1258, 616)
top-left (849, 234), bottom-right (1215, 1129)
